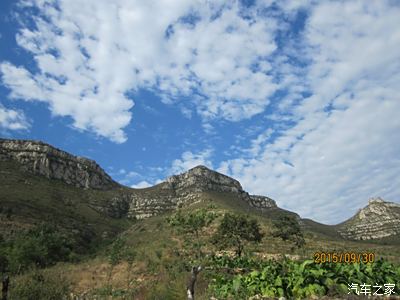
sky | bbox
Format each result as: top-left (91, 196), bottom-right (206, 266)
top-left (0, 0), bottom-right (399, 225)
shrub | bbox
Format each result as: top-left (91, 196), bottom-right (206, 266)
top-left (5, 223), bottom-right (74, 273)
top-left (212, 213), bottom-right (264, 257)
top-left (9, 269), bottom-right (70, 300)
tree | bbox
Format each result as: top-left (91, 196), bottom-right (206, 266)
top-left (106, 237), bottom-right (126, 289)
top-left (272, 215), bottom-right (305, 251)
top-left (167, 208), bottom-right (216, 300)
top-left (105, 237), bottom-right (136, 296)
top-left (7, 223), bottom-right (74, 273)
top-left (124, 248), bottom-right (136, 291)
top-left (167, 208), bottom-right (216, 259)
top-left (212, 213), bottom-right (264, 257)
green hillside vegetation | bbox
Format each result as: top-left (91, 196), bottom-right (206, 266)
top-left (1, 160), bottom-right (400, 299)
top-left (0, 160), bottom-right (132, 250)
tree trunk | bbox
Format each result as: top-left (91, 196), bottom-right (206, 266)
top-left (237, 240), bottom-right (243, 257)
top-left (187, 266), bottom-right (202, 300)
top-left (2, 275), bottom-right (9, 300)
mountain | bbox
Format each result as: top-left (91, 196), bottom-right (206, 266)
top-left (0, 138), bottom-right (280, 222)
top-left (125, 165), bottom-right (279, 219)
top-left (0, 138), bottom-right (118, 190)
top-left (337, 197), bottom-right (400, 240)
top-left (0, 138), bottom-right (288, 249)
top-left (2, 138), bottom-right (400, 299)
top-left (1, 138), bottom-right (399, 243)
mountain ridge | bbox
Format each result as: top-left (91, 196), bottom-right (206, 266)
top-left (0, 138), bottom-right (278, 220)
top-left (0, 138), bottom-right (119, 190)
top-left (337, 197), bottom-right (400, 240)
top-left (1, 138), bottom-right (399, 241)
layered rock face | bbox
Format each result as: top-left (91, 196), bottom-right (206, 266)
top-left (0, 138), bottom-right (277, 219)
top-left (338, 197), bottom-right (400, 240)
top-left (165, 165), bottom-right (243, 194)
top-left (126, 165), bottom-right (277, 219)
top-left (248, 195), bottom-right (277, 209)
top-left (2, 139), bottom-right (400, 242)
top-left (0, 139), bottom-right (118, 190)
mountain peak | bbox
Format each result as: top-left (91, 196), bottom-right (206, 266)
top-left (188, 164), bottom-right (210, 171)
top-left (0, 138), bottom-right (279, 219)
top-left (338, 197), bottom-right (400, 240)
top-left (166, 164), bottom-right (243, 194)
top-left (184, 165), bottom-right (224, 176)
top-left (368, 197), bottom-right (385, 205)
top-left (0, 138), bottom-right (118, 190)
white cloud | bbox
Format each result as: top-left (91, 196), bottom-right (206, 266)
top-left (131, 180), bottom-right (152, 189)
top-left (2, 0), bottom-right (399, 226)
top-left (1, 0), bottom-right (280, 142)
top-left (0, 104), bottom-right (30, 130)
top-left (169, 149), bottom-right (213, 175)
top-left (218, 1), bottom-right (400, 224)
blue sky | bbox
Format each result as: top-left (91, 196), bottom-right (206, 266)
top-left (1, 0), bottom-right (399, 224)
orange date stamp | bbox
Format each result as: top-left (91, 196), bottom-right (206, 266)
top-left (314, 252), bottom-right (375, 263)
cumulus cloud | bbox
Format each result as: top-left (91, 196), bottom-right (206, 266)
top-left (1, 0), bottom-right (280, 142)
top-left (131, 180), bottom-right (152, 189)
top-left (218, 1), bottom-right (400, 224)
top-left (0, 104), bottom-right (30, 130)
top-left (169, 149), bottom-right (213, 175)
top-left (2, 0), bottom-right (399, 225)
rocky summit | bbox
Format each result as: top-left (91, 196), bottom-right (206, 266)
top-left (0, 138), bottom-right (118, 190)
top-left (1, 138), bottom-right (399, 242)
top-left (337, 197), bottom-right (400, 240)
top-left (121, 165), bottom-right (277, 219)
top-left (0, 138), bottom-right (277, 220)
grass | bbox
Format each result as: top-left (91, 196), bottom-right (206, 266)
top-left (1, 159), bottom-right (400, 299)
top-left (25, 195), bottom-right (395, 299)
top-left (0, 160), bottom-right (132, 252)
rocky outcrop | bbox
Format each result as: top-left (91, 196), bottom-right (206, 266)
top-left (165, 165), bottom-right (243, 194)
top-left (0, 139), bottom-right (279, 219)
top-left (248, 195), bottom-right (277, 209)
top-left (337, 197), bottom-right (400, 240)
top-left (0, 139), bottom-right (118, 190)
top-left (125, 165), bottom-right (278, 219)
top-left (4, 139), bottom-right (400, 243)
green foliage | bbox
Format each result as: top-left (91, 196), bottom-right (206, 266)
top-left (209, 254), bottom-right (261, 270)
top-left (145, 278), bottom-right (186, 300)
top-left (107, 237), bottom-right (126, 267)
top-left (167, 208), bottom-right (217, 259)
top-left (167, 208), bottom-right (216, 236)
top-left (209, 256), bottom-right (400, 299)
top-left (272, 215), bottom-right (305, 250)
top-left (0, 235), bottom-right (8, 274)
top-left (9, 269), bottom-right (70, 300)
top-left (212, 213), bottom-right (263, 257)
top-left (2, 223), bottom-right (74, 273)
top-left (104, 237), bottom-right (138, 294)
top-left (125, 247), bottom-right (136, 285)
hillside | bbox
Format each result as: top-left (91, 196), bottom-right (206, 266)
top-left (0, 159), bottom-right (132, 250)
top-left (1, 138), bottom-right (400, 243)
top-left (1, 138), bottom-right (400, 299)
top-left (336, 197), bottom-right (400, 240)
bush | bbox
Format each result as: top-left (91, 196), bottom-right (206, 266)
top-left (209, 257), bottom-right (400, 299)
top-left (272, 215), bottom-right (305, 250)
top-left (9, 269), bottom-right (70, 300)
top-left (3, 223), bottom-right (74, 273)
top-left (212, 213), bottom-right (263, 257)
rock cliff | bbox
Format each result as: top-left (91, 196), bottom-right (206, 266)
top-left (4, 138), bottom-right (399, 242)
top-left (337, 197), bottom-right (400, 240)
top-left (125, 165), bottom-right (277, 219)
top-left (0, 138), bottom-right (118, 190)
top-left (0, 139), bottom-right (278, 220)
